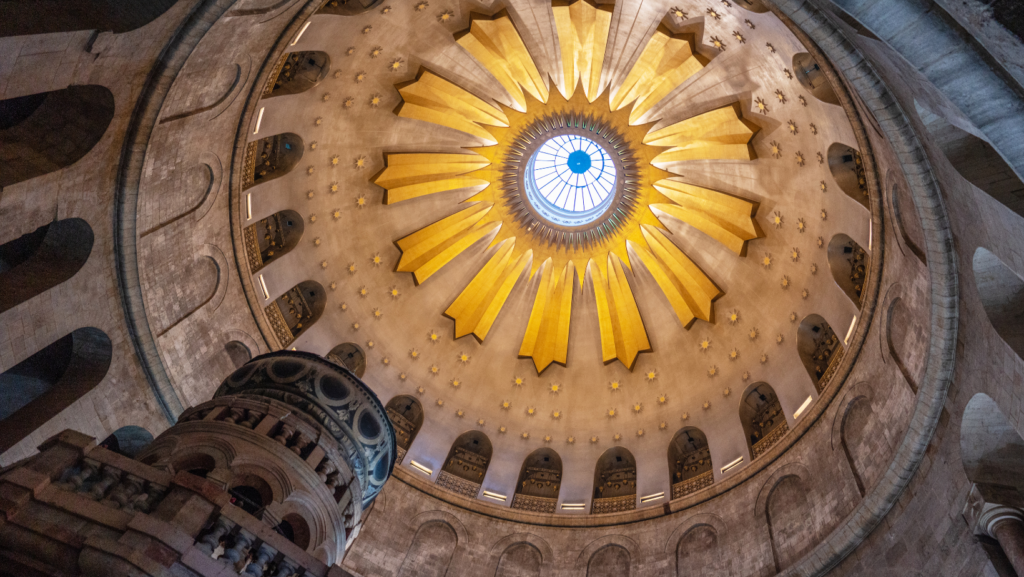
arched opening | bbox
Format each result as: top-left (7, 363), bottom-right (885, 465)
top-left (973, 248), bottom-right (1024, 359)
top-left (243, 209), bottom-right (304, 273)
top-left (676, 524), bottom-right (720, 576)
top-left (228, 474), bottom-right (273, 518)
top-left (384, 395), bottom-right (424, 462)
top-left (0, 87), bottom-right (114, 188)
top-left (327, 343), bottom-right (367, 377)
top-left (273, 512), bottom-right (311, 550)
top-left (266, 51), bottom-right (331, 97)
top-left (669, 427), bottom-right (713, 499)
top-left (961, 393), bottom-right (1024, 495)
top-left (797, 314), bottom-right (845, 392)
top-left (0, 218), bottom-right (94, 313)
top-left (827, 143), bottom-right (869, 209)
top-left (734, 0), bottom-right (769, 13)
top-left (827, 234), bottom-right (870, 305)
top-left (0, 327), bottom-right (111, 452)
top-left (224, 340), bottom-right (252, 369)
top-left (891, 183), bottom-right (927, 264)
top-left (437, 431), bottom-right (492, 498)
top-left (793, 53), bottom-right (839, 105)
top-left (0, 0), bottom-right (180, 36)
top-left (740, 382), bottom-right (786, 460)
top-left (265, 280), bottom-right (326, 348)
top-left (396, 521), bottom-right (457, 577)
top-left (171, 453), bottom-right (216, 478)
top-left (318, 0), bottom-right (385, 15)
top-left (592, 447), bottom-right (637, 513)
top-left (587, 545), bottom-right (630, 577)
top-left (98, 425), bottom-right (154, 458)
top-left (495, 543), bottom-right (542, 577)
top-left (511, 448), bottom-right (562, 513)
top-left (243, 132), bottom-right (303, 190)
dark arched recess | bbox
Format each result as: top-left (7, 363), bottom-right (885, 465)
top-left (0, 0), bottom-right (180, 36)
top-left (0, 219), bottom-right (94, 314)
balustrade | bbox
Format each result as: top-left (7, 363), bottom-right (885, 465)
top-left (591, 493), bottom-right (636, 514)
top-left (672, 470), bottom-right (714, 500)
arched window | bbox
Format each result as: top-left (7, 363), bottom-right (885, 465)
top-left (242, 209), bottom-right (304, 273)
top-left (98, 425), bottom-right (154, 458)
top-left (827, 143), bottom-right (869, 209)
top-left (797, 314), bottom-right (845, 391)
top-left (827, 234), bottom-right (870, 305)
top-left (668, 427), bottom-right (713, 499)
top-left (973, 248), bottom-right (1024, 359)
top-left (511, 448), bottom-right (562, 513)
top-left (319, 0), bottom-right (386, 15)
top-left (0, 327), bottom-right (111, 452)
top-left (591, 447), bottom-right (637, 514)
top-left (0, 87), bottom-right (114, 188)
top-left (0, 0), bottom-right (180, 36)
top-left (740, 382), bottom-right (786, 460)
top-left (264, 281), bottom-right (326, 348)
top-left (793, 53), bottom-right (839, 105)
top-left (265, 51), bottom-right (331, 97)
top-left (243, 132), bottom-right (303, 190)
top-left (327, 343), bottom-right (367, 377)
top-left (0, 218), bottom-right (93, 313)
top-left (384, 395), bottom-right (423, 463)
top-left (437, 431), bottom-right (492, 499)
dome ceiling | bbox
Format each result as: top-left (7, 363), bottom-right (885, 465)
top-left (236, 0), bottom-right (873, 512)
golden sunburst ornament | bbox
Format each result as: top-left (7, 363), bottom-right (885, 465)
top-left (372, 6), bottom-right (764, 373)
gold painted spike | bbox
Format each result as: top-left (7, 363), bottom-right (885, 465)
top-left (609, 26), bottom-right (706, 125)
top-left (445, 239), bottom-right (531, 341)
top-left (396, 203), bottom-right (501, 284)
top-left (519, 259), bottom-right (575, 373)
top-left (457, 13), bottom-right (549, 110)
top-left (652, 180), bottom-right (763, 256)
top-left (553, 0), bottom-right (612, 102)
top-left (398, 70), bottom-right (509, 145)
top-left (632, 224), bottom-right (722, 327)
top-left (375, 153), bottom-right (491, 204)
top-left (645, 104), bottom-right (759, 163)
top-left (590, 255), bottom-right (651, 369)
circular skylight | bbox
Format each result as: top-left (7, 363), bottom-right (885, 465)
top-left (523, 135), bottom-right (617, 227)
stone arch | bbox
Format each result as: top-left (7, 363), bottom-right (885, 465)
top-left (793, 53), bottom-right (839, 105)
top-left (397, 519), bottom-right (459, 577)
top-left (159, 61), bottom-right (249, 124)
top-left (739, 382), bottom-right (786, 459)
top-left (754, 463), bottom-right (816, 573)
top-left (668, 427), bottom-right (713, 499)
top-left (664, 512), bottom-right (728, 554)
top-left (494, 542), bottom-right (542, 577)
top-left (972, 247), bottom-right (1024, 359)
top-left (228, 458), bottom-right (294, 506)
top-left (385, 395), bottom-right (424, 456)
top-left (244, 209), bottom-right (304, 273)
top-left (586, 544), bottom-right (632, 577)
top-left (139, 152), bottom-right (223, 237)
top-left (575, 535), bottom-right (640, 574)
top-left (512, 448), bottom-right (562, 512)
top-left (827, 143), bottom-right (870, 209)
top-left (155, 251), bottom-right (222, 337)
top-left (98, 425), bottom-right (154, 458)
top-left (961, 393), bottom-right (1024, 492)
top-left (318, 0), bottom-right (385, 15)
top-left (0, 327), bottom-right (112, 452)
top-left (887, 176), bottom-right (926, 264)
top-left (265, 280), bottom-right (326, 348)
top-left (592, 447), bottom-right (637, 513)
top-left (675, 523), bottom-right (721, 576)
top-left (797, 314), bottom-right (845, 391)
top-left (243, 132), bottom-right (303, 190)
top-left (885, 295), bottom-right (927, 394)
top-left (0, 218), bottom-right (94, 314)
top-left (265, 51), bottom-right (331, 97)
top-left (827, 234), bottom-right (870, 305)
top-left (833, 385), bottom-right (875, 497)
top-left (224, 341), bottom-right (253, 369)
top-left (0, 0), bottom-right (181, 36)
top-left (327, 343), bottom-right (367, 378)
top-left (488, 532), bottom-right (553, 573)
top-left (439, 431), bottom-right (493, 493)
top-left (0, 86), bottom-right (115, 188)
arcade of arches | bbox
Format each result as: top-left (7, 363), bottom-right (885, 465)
top-left (1, 0), bottom-right (1024, 575)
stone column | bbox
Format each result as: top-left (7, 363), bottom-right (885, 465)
top-left (963, 483), bottom-right (1024, 575)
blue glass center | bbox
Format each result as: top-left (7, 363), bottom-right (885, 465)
top-left (567, 150), bottom-right (592, 173)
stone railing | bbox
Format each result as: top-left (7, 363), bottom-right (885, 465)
top-left (242, 140), bottom-right (258, 190)
top-left (591, 493), bottom-right (636, 514)
top-left (243, 224), bottom-right (264, 272)
top-left (264, 301), bottom-right (295, 348)
top-left (752, 421), bottom-right (790, 460)
top-left (263, 52), bottom-right (287, 97)
top-left (510, 493), bottom-right (557, 514)
top-left (435, 470), bottom-right (481, 499)
top-left (816, 346), bottom-right (845, 393)
top-left (55, 446), bottom-right (172, 514)
top-left (672, 470), bottom-right (714, 500)
top-left (395, 445), bottom-right (407, 465)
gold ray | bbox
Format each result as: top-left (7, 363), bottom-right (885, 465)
top-left (652, 180), bottom-right (764, 256)
top-left (591, 255), bottom-right (651, 369)
top-left (395, 203), bottom-right (501, 284)
top-left (519, 259), bottom-right (575, 373)
top-left (631, 225), bottom-right (722, 327)
top-left (609, 26), bottom-right (707, 124)
top-left (644, 103), bottom-right (760, 163)
top-left (374, 153), bottom-right (491, 204)
top-left (445, 239), bottom-right (532, 341)
top-left (397, 70), bottom-right (509, 145)
top-left (553, 0), bottom-right (612, 102)
top-left (456, 12), bottom-right (549, 110)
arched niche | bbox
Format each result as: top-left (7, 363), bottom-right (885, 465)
top-left (228, 473), bottom-right (273, 517)
top-left (886, 297), bottom-right (926, 393)
top-left (385, 395), bottom-right (424, 456)
top-left (765, 475), bottom-right (813, 571)
top-left (0, 218), bottom-right (94, 314)
top-left (327, 342), bottom-right (367, 377)
top-left (318, 0), bottom-right (385, 15)
top-left (437, 431), bottom-right (492, 498)
top-left (591, 447), bottom-right (637, 513)
top-left (265, 280), bottom-right (326, 348)
top-left (495, 543), bottom-right (542, 577)
top-left (740, 382), bottom-right (787, 459)
top-left (793, 53), bottom-right (839, 105)
top-left (0, 0), bottom-right (180, 36)
top-left (891, 183), bottom-right (927, 264)
top-left (396, 521), bottom-right (457, 577)
top-left (675, 524), bottom-right (720, 576)
top-left (266, 52), bottom-right (331, 97)
top-left (734, 0), bottom-right (769, 13)
top-left (839, 396), bottom-right (873, 496)
top-left (0, 87), bottom-right (114, 188)
top-left (511, 448), bottom-right (562, 513)
top-left (273, 512), bottom-right (312, 550)
top-left (961, 393), bottom-right (1024, 495)
top-left (973, 248), bottom-right (1024, 359)
top-left (224, 340), bottom-right (252, 369)
top-left (827, 234), bottom-right (870, 305)
top-left (0, 327), bottom-right (112, 452)
top-left (98, 425), bottom-right (154, 458)
top-left (243, 209), bottom-right (303, 273)
top-left (244, 132), bottom-right (303, 190)
top-left (668, 427), bottom-right (713, 499)
top-left (827, 143), bottom-right (869, 209)
top-left (797, 314), bottom-right (845, 391)
top-left (587, 545), bottom-right (631, 577)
